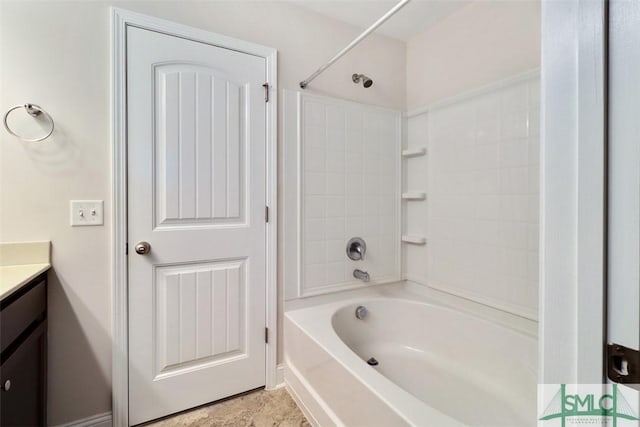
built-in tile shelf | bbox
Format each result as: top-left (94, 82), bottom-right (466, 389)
top-left (402, 192), bottom-right (426, 201)
top-left (401, 235), bottom-right (426, 245)
top-left (401, 147), bottom-right (427, 158)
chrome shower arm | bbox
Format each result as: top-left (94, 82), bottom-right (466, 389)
top-left (299, 0), bottom-right (411, 89)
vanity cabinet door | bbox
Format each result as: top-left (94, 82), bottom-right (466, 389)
top-left (0, 321), bottom-right (47, 426)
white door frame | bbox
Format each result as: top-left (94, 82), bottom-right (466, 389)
top-left (110, 8), bottom-right (278, 427)
top-left (540, 0), bottom-right (606, 384)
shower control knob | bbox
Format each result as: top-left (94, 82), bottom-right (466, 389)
top-left (346, 237), bottom-right (366, 261)
top-left (134, 241), bottom-right (151, 255)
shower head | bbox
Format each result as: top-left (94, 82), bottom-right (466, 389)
top-left (352, 73), bottom-right (373, 88)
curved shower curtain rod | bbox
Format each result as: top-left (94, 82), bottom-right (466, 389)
top-left (299, 0), bottom-right (411, 89)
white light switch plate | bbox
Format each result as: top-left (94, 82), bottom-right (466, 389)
top-left (70, 200), bottom-right (104, 226)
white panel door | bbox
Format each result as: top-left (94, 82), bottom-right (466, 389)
top-left (127, 26), bottom-right (266, 425)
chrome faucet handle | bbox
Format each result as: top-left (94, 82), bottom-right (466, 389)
top-left (354, 245), bottom-right (363, 257)
top-left (346, 237), bottom-right (366, 261)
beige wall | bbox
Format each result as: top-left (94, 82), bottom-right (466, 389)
top-left (0, 0), bottom-right (541, 423)
top-left (406, 0), bottom-right (540, 110)
top-left (0, 1), bottom-right (405, 424)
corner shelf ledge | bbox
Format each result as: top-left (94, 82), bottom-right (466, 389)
top-left (402, 147), bottom-right (427, 158)
top-left (402, 235), bottom-right (427, 245)
top-left (402, 192), bottom-right (427, 201)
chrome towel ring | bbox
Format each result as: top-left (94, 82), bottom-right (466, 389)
top-left (3, 103), bottom-right (54, 142)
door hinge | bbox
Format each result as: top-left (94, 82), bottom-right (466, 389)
top-left (265, 206), bottom-right (269, 223)
top-left (265, 327), bottom-right (269, 344)
top-left (262, 83), bottom-right (269, 103)
top-left (125, 243), bottom-right (128, 255)
top-left (607, 343), bottom-right (640, 383)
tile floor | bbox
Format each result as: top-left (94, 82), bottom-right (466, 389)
top-left (146, 387), bottom-right (311, 427)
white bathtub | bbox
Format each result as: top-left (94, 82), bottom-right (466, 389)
top-left (284, 282), bottom-right (537, 427)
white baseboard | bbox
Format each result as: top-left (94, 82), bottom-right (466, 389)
top-left (276, 363), bottom-right (285, 386)
top-left (56, 412), bottom-right (112, 427)
top-left (262, 363), bottom-right (286, 390)
top-left (266, 363), bottom-right (286, 390)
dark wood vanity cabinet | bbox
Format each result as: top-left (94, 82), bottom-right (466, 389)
top-left (0, 274), bottom-right (47, 426)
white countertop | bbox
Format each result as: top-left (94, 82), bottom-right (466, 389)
top-left (0, 263), bottom-right (51, 301)
top-left (0, 241), bottom-right (51, 301)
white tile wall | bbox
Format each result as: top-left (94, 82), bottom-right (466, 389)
top-left (416, 73), bottom-right (540, 319)
top-left (300, 95), bottom-right (401, 296)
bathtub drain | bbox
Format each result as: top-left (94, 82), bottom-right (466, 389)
top-left (366, 357), bottom-right (379, 366)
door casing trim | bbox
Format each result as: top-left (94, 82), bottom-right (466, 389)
top-left (110, 8), bottom-right (278, 426)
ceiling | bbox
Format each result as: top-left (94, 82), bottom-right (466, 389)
top-left (289, 0), bottom-right (472, 41)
